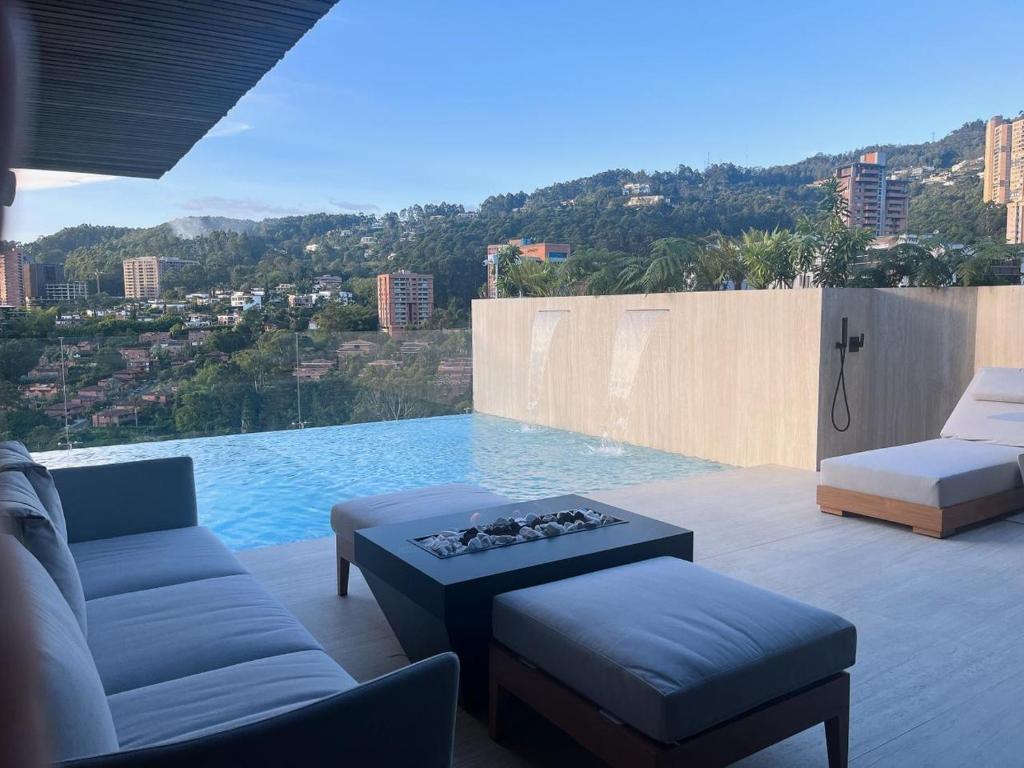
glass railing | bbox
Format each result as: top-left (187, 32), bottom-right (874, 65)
top-left (1, 328), bottom-right (473, 452)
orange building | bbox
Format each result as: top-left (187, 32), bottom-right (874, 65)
top-left (377, 271), bottom-right (434, 332)
top-left (485, 238), bottom-right (571, 298)
top-left (0, 247), bottom-right (26, 307)
top-left (834, 152), bottom-right (908, 237)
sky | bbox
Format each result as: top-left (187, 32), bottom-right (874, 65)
top-left (7, 0), bottom-right (1024, 242)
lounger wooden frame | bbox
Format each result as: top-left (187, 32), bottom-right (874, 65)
top-left (818, 485), bottom-right (1024, 538)
top-left (489, 642), bottom-right (851, 768)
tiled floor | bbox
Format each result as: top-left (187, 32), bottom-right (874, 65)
top-left (239, 465), bottom-right (1024, 767)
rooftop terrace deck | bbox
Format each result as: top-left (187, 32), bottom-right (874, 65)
top-left (237, 465), bottom-right (1024, 767)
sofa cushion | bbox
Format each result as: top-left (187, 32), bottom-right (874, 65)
top-left (493, 556), bottom-right (856, 744)
top-left (820, 438), bottom-right (1023, 507)
top-left (0, 468), bottom-right (87, 633)
top-left (108, 650), bottom-right (357, 749)
top-left (8, 536), bottom-right (119, 762)
top-left (86, 574), bottom-right (323, 694)
top-left (71, 526), bottom-right (248, 600)
top-left (331, 483), bottom-right (512, 562)
top-left (0, 441), bottom-right (68, 537)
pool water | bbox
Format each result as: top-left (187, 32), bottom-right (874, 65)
top-left (36, 414), bottom-right (726, 550)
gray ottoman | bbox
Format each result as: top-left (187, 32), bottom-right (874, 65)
top-left (490, 557), bottom-right (857, 767)
top-left (330, 484), bottom-right (511, 595)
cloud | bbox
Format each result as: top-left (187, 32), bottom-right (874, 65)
top-left (205, 120), bottom-right (253, 139)
top-left (329, 198), bottom-right (381, 213)
top-left (178, 196), bottom-right (306, 218)
top-left (13, 169), bottom-right (118, 191)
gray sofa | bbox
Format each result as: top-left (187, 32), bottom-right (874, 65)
top-left (1, 447), bottom-right (459, 767)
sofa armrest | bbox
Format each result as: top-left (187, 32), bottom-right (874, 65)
top-left (51, 457), bottom-right (198, 544)
top-left (62, 652), bottom-right (460, 768)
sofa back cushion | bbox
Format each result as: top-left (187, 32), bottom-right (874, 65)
top-left (941, 368), bottom-right (1024, 448)
top-left (8, 536), bottom-right (119, 762)
top-left (0, 443), bottom-right (87, 633)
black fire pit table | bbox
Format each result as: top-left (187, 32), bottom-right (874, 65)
top-left (354, 494), bottom-right (693, 709)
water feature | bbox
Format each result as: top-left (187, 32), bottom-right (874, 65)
top-left (525, 309), bottom-right (569, 422)
top-left (602, 309), bottom-right (669, 447)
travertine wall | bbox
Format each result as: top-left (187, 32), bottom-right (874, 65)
top-left (472, 291), bottom-right (825, 469)
top-left (472, 287), bottom-right (1024, 470)
top-left (817, 286), bottom-right (1024, 464)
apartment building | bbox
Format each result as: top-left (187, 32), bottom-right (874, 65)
top-left (834, 152), bottom-right (909, 237)
top-left (44, 282), bottom-right (88, 304)
top-left (122, 256), bottom-right (194, 299)
top-left (0, 247), bottom-right (26, 307)
top-left (983, 115), bottom-right (1024, 243)
top-left (22, 260), bottom-right (67, 304)
top-left (377, 271), bottom-right (434, 332)
top-left (485, 238), bottom-right (571, 298)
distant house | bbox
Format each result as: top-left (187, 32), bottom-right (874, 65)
top-left (625, 194), bottom-right (671, 207)
top-left (92, 406), bottom-right (136, 428)
top-left (337, 339), bottom-right (378, 357)
top-left (188, 329), bottom-right (213, 345)
top-left (622, 182), bottom-right (652, 196)
top-left (119, 347), bottom-right (151, 371)
top-left (399, 340), bottom-right (430, 355)
top-left (314, 275), bottom-right (344, 291)
top-left (139, 331), bottom-right (172, 345)
top-left (366, 359), bottom-right (401, 371)
top-left (294, 359), bottom-right (334, 381)
top-left (287, 293), bottom-right (316, 308)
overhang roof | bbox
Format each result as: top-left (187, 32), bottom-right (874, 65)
top-left (14, 0), bottom-right (338, 178)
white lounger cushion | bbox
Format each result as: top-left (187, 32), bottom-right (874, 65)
top-left (941, 368), bottom-right (1024, 447)
top-left (820, 439), bottom-right (1023, 508)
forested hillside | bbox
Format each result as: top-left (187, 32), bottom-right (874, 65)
top-left (10, 120), bottom-right (994, 309)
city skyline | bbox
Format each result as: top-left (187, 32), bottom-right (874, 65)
top-left (6, 0), bottom-right (1024, 243)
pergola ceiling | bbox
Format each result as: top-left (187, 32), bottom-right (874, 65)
top-left (13, 0), bottom-right (338, 178)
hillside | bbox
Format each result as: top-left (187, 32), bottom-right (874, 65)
top-left (11, 120), bottom-right (996, 309)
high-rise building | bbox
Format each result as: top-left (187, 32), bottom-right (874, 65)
top-left (0, 248), bottom-right (26, 307)
top-left (23, 260), bottom-right (66, 304)
top-left (122, 256), bottom-right (193, 299)
top-left (983, 115), bottom-right (1024, 243)
top-left (377, 271), bottom-right (434, 332)
top-left (834, 152), bottom-right (909, 237)
top-left (485, 238), bottom-right (571, 298)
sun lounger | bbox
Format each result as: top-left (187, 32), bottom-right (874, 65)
top-left (818, 367), bottom-right (1024, 537)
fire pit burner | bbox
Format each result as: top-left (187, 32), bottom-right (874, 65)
top-left (411, 507), bottom-right (627, 559)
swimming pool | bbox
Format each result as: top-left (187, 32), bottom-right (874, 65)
top-left (36, 414), bottom-right (726, 550)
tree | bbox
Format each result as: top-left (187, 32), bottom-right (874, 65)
top-left (799, 178), bottom-right (875, 288)
top-left (700, 232), bottom-right (747, 290)
top-left (314, 303), bottom-right (378, 332)
top-left (738, 229), bottom-right (796, 289)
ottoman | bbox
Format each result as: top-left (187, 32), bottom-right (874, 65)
top-left (330, 484), bottom-right (512, 595)
top-left (490, 557), bottom-right (857, 768)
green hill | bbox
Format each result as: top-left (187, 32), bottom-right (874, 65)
top-left (12, 119), bottom-right (999, 308)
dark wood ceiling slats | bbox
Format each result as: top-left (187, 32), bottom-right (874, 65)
top-left (15, 0), bottom-right (339, 178)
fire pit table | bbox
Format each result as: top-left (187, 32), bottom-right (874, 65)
top-left (354, 494), bottom-right (693, 709)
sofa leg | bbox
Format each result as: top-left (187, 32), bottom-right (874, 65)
top-left (824, 705), bottom-right (849, 768)
top-left (336, 538), bottom-right (350, 597)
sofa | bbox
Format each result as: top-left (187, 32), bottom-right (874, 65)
top-left (818, 367), bottom-right (1024, 537)
top-left (0, 445), bottom-right (459, 767)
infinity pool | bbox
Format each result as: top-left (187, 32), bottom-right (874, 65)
top-left (36, 414), bottom-right (726, 550)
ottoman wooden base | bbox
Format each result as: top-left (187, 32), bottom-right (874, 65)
top-left (489, 643), bottom-right (850, 768)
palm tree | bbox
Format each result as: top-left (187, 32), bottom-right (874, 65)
top-left (638, 238), bottom-right (700, 293)
top-left (738, 229), bottom-right (796, 289)
top-left (700, 233), bottom-right (746, 290)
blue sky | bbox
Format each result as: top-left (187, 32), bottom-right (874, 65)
top-left (7, 0), bottom-right (1024, 242)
